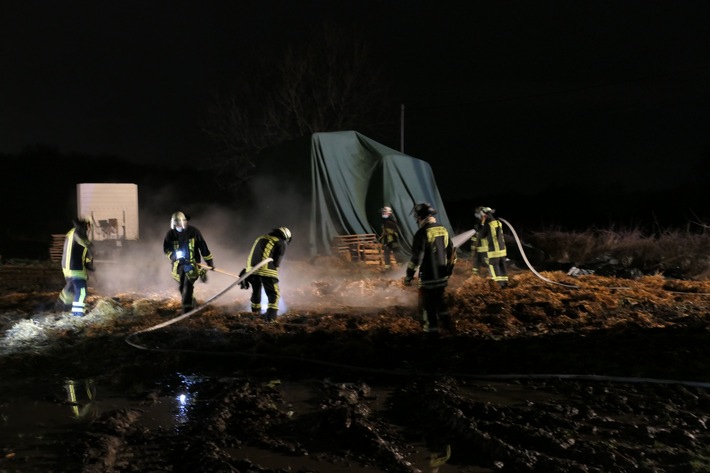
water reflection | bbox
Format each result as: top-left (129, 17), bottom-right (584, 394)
top-left (64, 378), bottom-right (98, 420)
top-left (173, 373), bottom-right (201, 424)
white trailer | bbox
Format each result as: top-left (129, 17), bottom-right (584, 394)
top-left (77, 183), bottom-right (139, 242)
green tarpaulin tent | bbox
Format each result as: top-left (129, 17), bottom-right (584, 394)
top-left (252, 131), bottom-right (452, 258)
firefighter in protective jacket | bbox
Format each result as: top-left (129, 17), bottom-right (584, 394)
top-left (58, 218), bottom-right (95, 316)
top-left (378, 206), bottom-right (401, 269)
top-left (163, 211), bottom-right (215, 313)
top-left (404, 203), bottom-right (456, 334)
top-left (241, 227), bottom-right (291, 322)
top-left (474, 206), bottom-right (508, 288)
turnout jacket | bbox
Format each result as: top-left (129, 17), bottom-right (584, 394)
top-left (380, 216), bottom-right (399, 247)
top-left (477, 218), bottom-right (507, 258)
top-left (163, 226), bottom-right (213, 274)
top-left (406, 217), bottom-right (455, 288)
top-left (247, 233), bottom-right (287, 279)
top-left (62, 228), bottom-right (94, 279)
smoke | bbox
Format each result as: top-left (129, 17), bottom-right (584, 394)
top-left (89, 179), bottom-right (416, 315)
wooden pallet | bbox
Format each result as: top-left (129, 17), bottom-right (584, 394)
top-left (49, 234), bottom-right (65, 263)
top-left (332, 234), bottom-right (383, 265)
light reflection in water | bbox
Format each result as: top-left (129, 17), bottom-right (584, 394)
top-left (173, 373), bottom-right (200, 424)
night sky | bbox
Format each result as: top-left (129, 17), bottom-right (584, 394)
top-left (3, 1), bottom-right (710, 204)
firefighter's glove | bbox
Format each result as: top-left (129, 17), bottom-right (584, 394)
top-left (238, 268), bottom-right (250, 290)
top-left (403, 276), bottom-right (413, 286)
top-left (199, 269), bottom-right (208, 283)
top-left (206, 259), bottom-right (215, 269)
top-left (86, 261), bottom-right (95, 272)
top-left (169, 252), bottom-right (178, 262)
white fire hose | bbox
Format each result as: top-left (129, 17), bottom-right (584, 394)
top-left (125, 258), bottom-right (273, 350)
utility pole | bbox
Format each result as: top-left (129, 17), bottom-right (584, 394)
top-left (400, 103), bottom-right (405, 153)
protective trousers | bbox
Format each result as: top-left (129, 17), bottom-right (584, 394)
top-left (249, 275), bottom-right (280, 321)
top-left (487, 256), bottom-right (508, 287)
top-left (59, 277), bottom-right (88, 316)
top-left (178, 269), bottom-right (198, 313)
top-left (418, 286), bottom-right (450, 333)
top-left (383, 242), bottom-right (400, 268)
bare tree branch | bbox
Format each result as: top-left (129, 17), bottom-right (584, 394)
top-left (202, 23), bottom-right (397, 199)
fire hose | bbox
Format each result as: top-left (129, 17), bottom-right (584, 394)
top-left (125, 258), bottom-right (273, 350)
top-left (452, 220), bottom-right (579, 289)
top-left (196, 264), bottom-right (242, 279)
top-left (498, 218), bottom-right (579, 289)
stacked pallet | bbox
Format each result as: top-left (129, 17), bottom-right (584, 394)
top-left (331, 234), bottom-right (383, 265)
top-left (49, 234), bottom-right (65, 263)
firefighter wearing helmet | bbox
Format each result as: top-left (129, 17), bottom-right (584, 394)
top-left (57, 217), bottom-right (95, 316)
top-left (472, 206), bottom-right (508, 288)
top-left (163, 211), bottom-right (215, 313)
top-left (378, 206), bottom-right (401, 270)
top-left (404, 203), bottom-right (456, 335)
top-left (240, 226), bottom-right (292, 322)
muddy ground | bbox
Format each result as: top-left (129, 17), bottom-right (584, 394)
top-left (2, 259), bottom-right (710, 473)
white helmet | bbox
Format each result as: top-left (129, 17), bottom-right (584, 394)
top-left (171, 211), bottom-right (188, 231)
top-left (380, 206), bottom-right (393, 217)
top-left (474, 206), bottom-right (495, 219)
top-left (277, 227), bottom-right (292, 244)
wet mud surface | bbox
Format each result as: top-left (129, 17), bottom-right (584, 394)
top-left (2, 261), bottom-right (710, 472)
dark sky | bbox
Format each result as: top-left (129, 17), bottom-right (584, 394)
top-left (3, 1), bottom-right (710, 201)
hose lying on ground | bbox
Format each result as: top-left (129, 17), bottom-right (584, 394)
top-left (498, 218), bottom-right (580, 289)
top-left (125, 258), bottom-right (273, 350)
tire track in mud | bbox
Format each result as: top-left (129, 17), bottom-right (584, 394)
top-left (73, 373), bottom-right (710, 473)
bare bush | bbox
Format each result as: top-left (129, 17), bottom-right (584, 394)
top-left (526, 226), bottom-right (710, 278)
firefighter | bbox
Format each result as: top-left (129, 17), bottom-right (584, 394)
top-left (404, 203), bottom-right (456, 335)
top-left (58, 217), bottom-right (95, 316)
top-left (240, 227), bottom-right (291, 322)
top-left (474, 206), bottom-right (508, 288)
top-left (379, 206), bottom-right (401, 270)
top-left (163, 211), bottom-right (215, 314)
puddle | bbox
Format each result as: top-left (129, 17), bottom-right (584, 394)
top-left (0, 375), bottom-right (503, 472)
top-left (0, 376), bottom-right (190, 471)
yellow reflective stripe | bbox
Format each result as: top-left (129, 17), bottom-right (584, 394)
top-left (262, 238), bottom-right (275, 260)
top-left (425, 226), bottom-right (449, 245)
top-left (62, 229), bottom-right (74, 270)
top-left (489, 221), bottom-right (503, 251)
top-left (255, 268), bottom-right (278, 278)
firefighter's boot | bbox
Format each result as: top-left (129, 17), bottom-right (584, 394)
top-left (265, 308), bottom-right (278, 322)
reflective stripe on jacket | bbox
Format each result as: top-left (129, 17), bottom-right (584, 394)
top-left (406, 219), bottom-right (454, 289)
top-left (163, 226), bottom-right (213, 282)
top-left (478, 218), bottom-right (506, 259)
top-left (247, 234), bottom-right (286, 279)
top-left (62, 228), bottom-right (93, 279)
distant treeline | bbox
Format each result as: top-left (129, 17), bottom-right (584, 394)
top-left (446, 185), bottom-right (710, 236)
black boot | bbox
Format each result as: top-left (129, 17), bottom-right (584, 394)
top-left (265, 308), bottom-right (278, 322)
